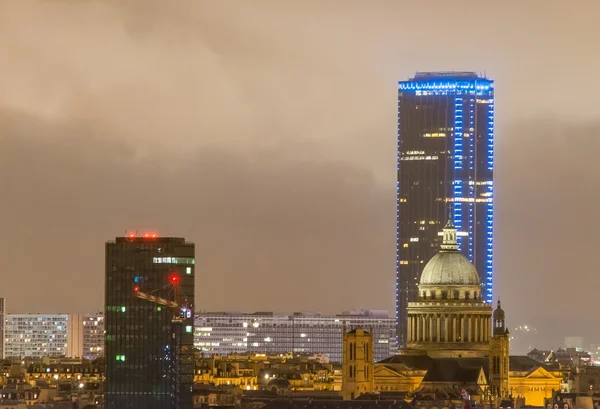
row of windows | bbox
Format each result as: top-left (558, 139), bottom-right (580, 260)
top-left (152, 257), bottom-right (195, 264)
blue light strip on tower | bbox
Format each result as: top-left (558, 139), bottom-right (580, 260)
top-left (467, 96), bottom-right (475, 262)
top-left (454, 95), bottom-right (463, 250)
top-left (399, 81), bottom-right (493, 91)
top-left (486, 94), bottom-right (495, 304)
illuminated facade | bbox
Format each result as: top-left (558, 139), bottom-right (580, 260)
top-left (105, 235), bottom-right (195, 409)
top-left (4, 313), bottom-right (103, 359)
top-left (5, 314), bottom-right (71, 358)
top-left (194, 310), bottom-right (395, 363)
top-left (82, 312), bottom-right (104, 360)
top-left (397, 71), bottom-right (495, 346)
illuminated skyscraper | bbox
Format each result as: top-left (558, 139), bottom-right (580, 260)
top-left (105, 234), bottom-right (195, 409)
top-left (396, 72), bottom-right (494, 347)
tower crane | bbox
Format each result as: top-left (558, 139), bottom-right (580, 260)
top-left (134, 274), bottom-right (190, 409)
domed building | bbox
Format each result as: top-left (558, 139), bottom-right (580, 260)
top-left (404, 219), bottom-right (492, 358)
top-left (346, 216), bottom-right (565, 407)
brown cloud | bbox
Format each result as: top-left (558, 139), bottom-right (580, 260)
top-left (1, 0), bottom-right (600, 350)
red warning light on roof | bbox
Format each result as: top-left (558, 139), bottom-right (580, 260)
top-left (170, 275), bottom-right (178, 283)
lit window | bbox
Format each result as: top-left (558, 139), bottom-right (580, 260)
top-left (153, 257), bottom-right (195, 265)
top-left (120, 307), bottom-right (126, 313)
top-left (403, 243), bottom-right (408, 248)
top-left (185, 326), bottom-right (193, 333)
top-left (186, 267), bottom-right (192, 275)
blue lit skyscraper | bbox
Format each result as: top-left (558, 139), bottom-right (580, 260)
top-left (396, 72), bottom-right (494, 347)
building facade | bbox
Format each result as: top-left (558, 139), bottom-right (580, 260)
top-left (194, 310), bottom-right (395, 363)
top-left (82, 312), bottom-right (104, 360)
top-left (397, 71), bottom-right (495, 346)
top-left (4, 313), bottom-right (104, 359)
top-left (5, 314), bottom-right (72, 358)
top-left (341, 328), bottom-right (374, 400)
top-left (105, 235), bottom-right (195, 409)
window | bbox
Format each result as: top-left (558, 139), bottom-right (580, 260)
top-left (186, 267), bottom-right (192, 275)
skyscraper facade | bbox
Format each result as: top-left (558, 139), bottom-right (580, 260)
top-left (105, 235), bottom-right (195, 409)
top-left (396, 72), bottom-right (494, 347)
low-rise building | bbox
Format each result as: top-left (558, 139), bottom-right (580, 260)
top-left (4, 313), bottom-right (104, 360)
top-left (195, 310), bottom-right (395, 363)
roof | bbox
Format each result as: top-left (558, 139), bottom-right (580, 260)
top-left (509, 355), bottom-right (556, 372)
top-left (377, 354), bottom-right (433, 370)
top-left (420, 252), bottom-right (479, 286)
top-left (261, 398), bottom-right (414, 409)
top-left (422, 359), bottom-right (483, 383)
top-left (419, 223), bottom-right (480, 287)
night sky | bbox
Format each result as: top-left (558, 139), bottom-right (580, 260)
top-left (1, 0), bottom-right (599, 350)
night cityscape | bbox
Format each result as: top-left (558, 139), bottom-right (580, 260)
top-left (1, 1), bottom-right (600, 409)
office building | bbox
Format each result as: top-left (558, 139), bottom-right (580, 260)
top-left (5, 313), bottom-right (72, 358)
top-left (4, 312), bottom-right (104, 359)
top-left (82, 312), bottom-right (104, 360)
top-left (105, 234), bottom-right (195, 409)
top-left (396, 71), bottom-right (494, 346)
top-left (194, 310), bottom-right (395, 362)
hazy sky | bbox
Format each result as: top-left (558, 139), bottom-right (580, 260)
top-left (1, 0), bottom-right (599, 350)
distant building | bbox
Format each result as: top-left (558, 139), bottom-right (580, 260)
top-left (397, 71), bottom-right (495, 347)
top-left (82, 312), bottom-right (104, 360)
top-left (194, 310), bottom-right (395, 363)
top-left (545, 348), bottom-right (591, 367)
top-left (105, 234), bottom-right (195, 409)
top-left (564, 336), bottom-right (585, 350)
top-left (4, 312), bottom-right (103, 360)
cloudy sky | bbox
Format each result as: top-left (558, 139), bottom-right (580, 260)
top-left (1, 0), bottom-right (599, 350)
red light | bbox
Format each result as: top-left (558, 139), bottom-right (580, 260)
top-left (152, 234), bottom-right (157, 238)
top-left (144, 233), bottom-right (149, 238)
top-left (134, 286), bottom-right (139, 292)
top-left (129, 233), bottom-right (135, 238)
top-left (170, 275), bottom-right (178, 283)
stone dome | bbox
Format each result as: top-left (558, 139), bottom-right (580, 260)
top-left (420, 251), bottom-right (480, 286)
top-left (419, 219), bottom-right (480, 286)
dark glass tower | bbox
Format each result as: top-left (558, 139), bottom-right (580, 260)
top-left (396, 72), bottom-right (494, 347)
top-left (105, 235), bottom-right (195, 409)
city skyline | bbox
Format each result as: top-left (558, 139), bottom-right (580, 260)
top-left (1, 0), bottom-right (600, 349)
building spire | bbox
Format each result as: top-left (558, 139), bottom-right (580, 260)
top-left (440, 209), bottom-right (459, 251)
top-left (444, 206), bottom-right (454, 229)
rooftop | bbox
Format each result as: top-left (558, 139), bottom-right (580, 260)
top-left (413, 71), bottom-right (482, 80)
